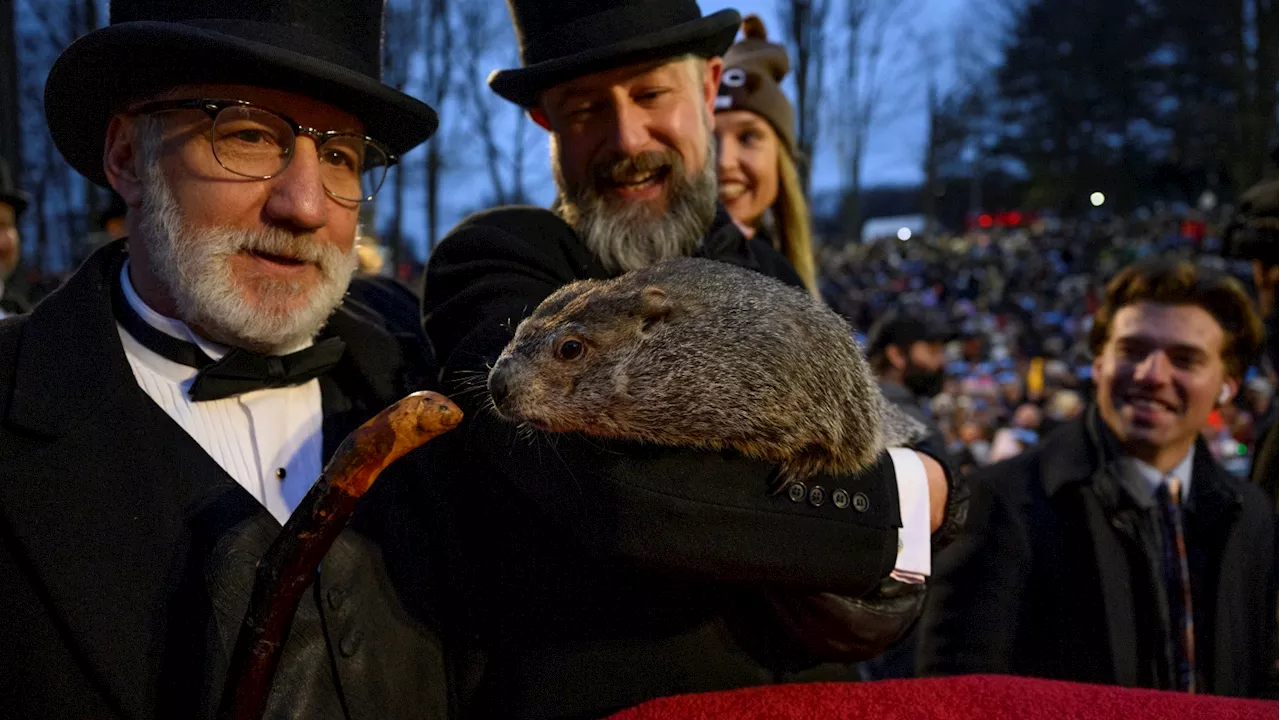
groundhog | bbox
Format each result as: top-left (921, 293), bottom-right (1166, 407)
top-left (487, 257), bottom-right (926, 487)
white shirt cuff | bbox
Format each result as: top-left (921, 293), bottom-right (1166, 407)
top-left (888, 448), bottom-right (932, 584)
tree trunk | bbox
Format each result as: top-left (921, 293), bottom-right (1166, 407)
top-left (390, 164), bottom-right (406, 269)
top-left (1259, 0), bottom-right (1278, 178)
top-left (923, 78), bottom-right (938, 237)
top-left (425, 142), bottom-right (440, 252)
top-left (0, 0), bottom-right (21, 180)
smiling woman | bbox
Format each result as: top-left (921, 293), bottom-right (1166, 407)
top-left (713, 16), bottom-right (818, 295)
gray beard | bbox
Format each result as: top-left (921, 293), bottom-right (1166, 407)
top-left (137, 168), bottom-right (358, 355)
top-left (553, 131), bottom-right (719, 274)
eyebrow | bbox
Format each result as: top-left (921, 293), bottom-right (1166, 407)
top-left (1114, 334), bottom-right (1212, 357)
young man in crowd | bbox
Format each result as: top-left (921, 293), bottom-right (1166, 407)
top-left (422, 1), bottom-right (966, 717)
top-left (919, 258), bottom-right (1277, 698)
top-left (0, 1), bottom-right (450, 716)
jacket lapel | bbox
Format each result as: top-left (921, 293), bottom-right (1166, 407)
top-left (1184, 441), bottom-right (1244, 692)
top-left (1040, 410), bottom-right (1141, 686)
top-left (0, 241), bottom-right (273, 718)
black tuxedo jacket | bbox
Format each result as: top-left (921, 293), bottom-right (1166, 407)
top-left (0, 241), bottom-right (448, 719)
top-left (422, 206), bottom-right (904, 719)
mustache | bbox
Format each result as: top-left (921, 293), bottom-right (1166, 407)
top-left (210, 225), bottom-right (339, 267)
top-left (591, 149), bottom-right (681, 187)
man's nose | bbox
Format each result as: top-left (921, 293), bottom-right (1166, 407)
top-left (263, 136), bottom-right (328, 232)
top-left (716, 136), bottom-right (735, 173)
top-left (1133, 351), bottom-right (1173, 384)
top-left (606, 101), bottom-right (652, 158)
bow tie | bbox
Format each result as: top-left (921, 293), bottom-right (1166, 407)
top-left (112, 278), bottom-right (346, 401)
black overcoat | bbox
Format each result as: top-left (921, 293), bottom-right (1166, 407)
top-left (0, 241), bottom-right (450, 719)
top-left (918, 408), bottom-right (1278, 698)
top-left (422, 206), bottom-right (906, 719)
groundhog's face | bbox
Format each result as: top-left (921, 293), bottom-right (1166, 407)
top-left (487, 280), bottom-right (677, 436)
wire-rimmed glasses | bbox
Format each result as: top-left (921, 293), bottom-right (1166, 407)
top-left (132, 98), bottom-right (393, 202)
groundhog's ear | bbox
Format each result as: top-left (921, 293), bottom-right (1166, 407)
top-left (638, 286), bottom-right (679, 333)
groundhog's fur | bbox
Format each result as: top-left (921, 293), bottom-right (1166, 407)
top-left (488, 257), bottom-right (926, 485)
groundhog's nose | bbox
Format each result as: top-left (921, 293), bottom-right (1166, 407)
top-left (488, 364), bottom-right (513, 409)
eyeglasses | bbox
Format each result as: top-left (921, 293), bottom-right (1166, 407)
top-left (131, 98), bottom-right (393, 202)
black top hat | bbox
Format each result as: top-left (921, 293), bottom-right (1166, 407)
top-left (0, 158), bottom-right (30, 216)
top-left (490, 0), bottom-right (741, 108)
top-left (44, 0), bottom-right (439, 187)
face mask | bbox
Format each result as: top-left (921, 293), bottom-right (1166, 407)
top-left (903, 363), bottom-right (945, 398)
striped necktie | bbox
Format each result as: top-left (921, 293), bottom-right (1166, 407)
top-left (1155, 477), bottom-right (1196, 693)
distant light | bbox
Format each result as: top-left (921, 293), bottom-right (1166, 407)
top-left (897, 227), bottom-right (912, 241)
top-left (1006, 211), bottom-right (1023, 226)
top-left (978, 213), bottom-right (993, 228)
top-left (1090, 192), bottom-right (1105, 207)
top-left (1198, 190), bottom-right (1217, 211)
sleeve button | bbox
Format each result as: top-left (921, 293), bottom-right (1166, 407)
top-left (787, 482), bottom-right (808, 503)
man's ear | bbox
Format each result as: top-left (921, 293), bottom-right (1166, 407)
top-left (701, 56), bottom-right (724, 119)
top-left (885, 344), bottom-right (908, 371)
top-left (529, 107), bottom-right (552, 132)
top-left (638, 286), bottom-right (679, 334)
top-left (103, 115), bottom-right (147, 210)
top-left (1220, 377), bottom-right (1240, 406)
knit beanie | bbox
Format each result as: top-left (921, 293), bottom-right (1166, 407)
top-left (715, 15), bottom-right (797, 158)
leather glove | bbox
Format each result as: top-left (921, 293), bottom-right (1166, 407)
top-left (931, 458), bottom-right (969, 553)
top-left (767, 576), bottom-right (928, 663)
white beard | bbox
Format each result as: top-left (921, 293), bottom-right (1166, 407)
top-left (137, 168), bottom-right (358, 355)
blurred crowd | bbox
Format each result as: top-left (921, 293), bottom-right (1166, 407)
top-left (820, 208), bottom-right (1277, 478)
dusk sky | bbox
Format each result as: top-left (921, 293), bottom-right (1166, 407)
top-left (392, 0), bottom-right (972, 256)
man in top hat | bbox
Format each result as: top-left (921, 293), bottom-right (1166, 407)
top-left (0, 1), bottom-right (448, 718)
top-left (0, 157), bottom-right (32, 317)
top-left (421, 2), bottom-right (966, 717)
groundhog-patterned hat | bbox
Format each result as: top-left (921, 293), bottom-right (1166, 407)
top-left (715, 15), bottom-right (797, 158)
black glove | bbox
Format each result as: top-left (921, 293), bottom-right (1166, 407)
top-left (767, 577), bottom-right (928, 663)
top-left (931, 456), bottom-right (969, 554)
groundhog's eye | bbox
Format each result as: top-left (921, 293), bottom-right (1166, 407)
top-left (556, 339), bottom-right (586, 361)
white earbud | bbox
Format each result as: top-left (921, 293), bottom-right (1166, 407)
top-left (1219, 383), bottom-right (1231, 405)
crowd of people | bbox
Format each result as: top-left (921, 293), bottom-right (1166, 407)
top-left (820, 211), bottom-right (1277, 479)
top-left (0, 1), bottom-right (1274, 719)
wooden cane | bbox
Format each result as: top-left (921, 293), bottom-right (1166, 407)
top-left (217, 390), bottom-right (462, 720)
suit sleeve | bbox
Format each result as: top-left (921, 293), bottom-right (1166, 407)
top-left (916, 465), bottom-right (1030, 675)
top-left (422, 214), bottom-right (901, 596)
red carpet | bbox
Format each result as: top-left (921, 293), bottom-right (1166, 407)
top-left (606, 675), bottom-right (1277, 720)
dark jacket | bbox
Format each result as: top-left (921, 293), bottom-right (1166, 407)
top-left (1251, 318), bottom-right (1278, 507)
top-left (422, 206), bottom-right (907, 719)
top-left (0, 242), bottom-right (449, 719)
top-left (919, 407), bottom-right (1278, 698)
top-left (878, 380), bottom-right (949, 468)
top-left (0, 273), bottom-right (32, 315)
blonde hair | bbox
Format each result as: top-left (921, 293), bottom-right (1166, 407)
top-left (772, 150), bottom-right (819, 296)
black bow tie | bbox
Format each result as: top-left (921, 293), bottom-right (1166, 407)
top-left (112, 277), bottom-right (346, 402)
